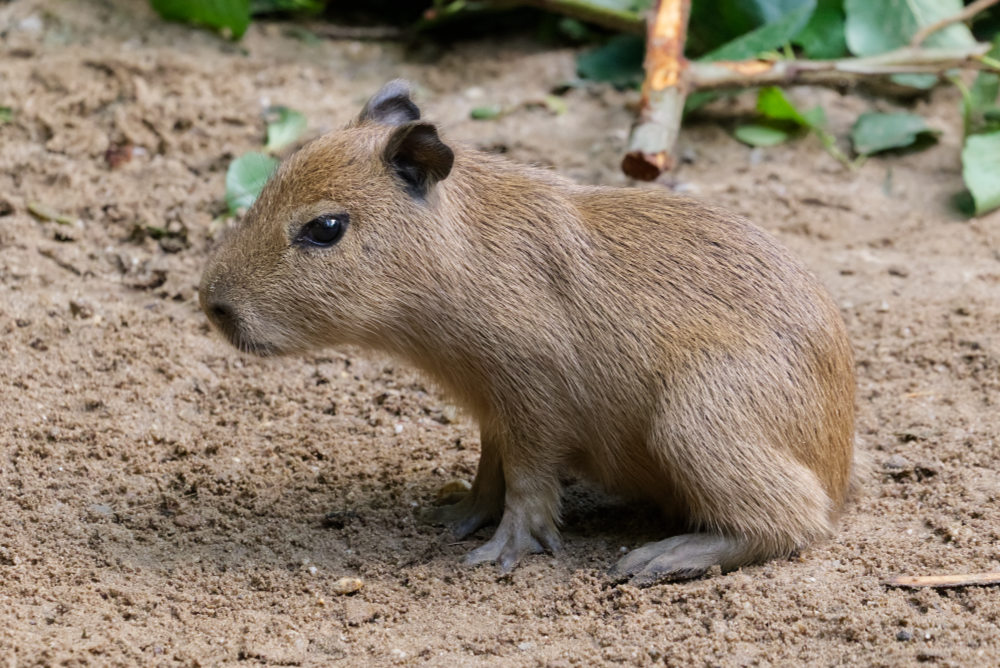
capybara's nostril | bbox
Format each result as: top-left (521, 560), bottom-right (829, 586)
top-left (208, 301), bottom-right (235, 328)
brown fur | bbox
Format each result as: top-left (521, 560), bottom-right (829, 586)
top-left (199, 81), bottom-right (856, 584)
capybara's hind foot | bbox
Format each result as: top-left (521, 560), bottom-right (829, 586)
top-left (610, 533), bottom-right (766, 586)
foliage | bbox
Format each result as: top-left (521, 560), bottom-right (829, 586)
top-left (225, 152), bottom-right (279, 214)
top-left (576, 34), bottom-right (646, 87)
top-left (958, 36), bottom-right (1000, 214)
top-left (264, 107), bottom-right (308, 153)
top-left (850, 113), bottom-right (939, 156)
top-left (844, 0), bottom-right (975, 55)
top-left (573, 0), bottom-right (1000, 215)
top-left (225, 106), bottom-right (308, 214)
top-left (150, 0), bottom-right (321, 39)
top-left (962, 131), bottom-right (1000, 215)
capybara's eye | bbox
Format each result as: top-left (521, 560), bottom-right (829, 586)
top-left (296, 214), bottom-right (348, 248)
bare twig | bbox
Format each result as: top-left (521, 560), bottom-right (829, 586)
top-left (884, 572), bottom-right (1000, 588)
top-left (689, 44), bottom-right (996, 91)
top-left (621, 0), bottom-right (691, 180)
top-left (910, 0), bottom-right (1000, 47)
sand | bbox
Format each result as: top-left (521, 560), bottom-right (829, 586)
top-left (1, 0), bottom-right (998, 665)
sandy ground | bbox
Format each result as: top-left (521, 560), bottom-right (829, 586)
top-left (1, 0), bottom-right (999, 665)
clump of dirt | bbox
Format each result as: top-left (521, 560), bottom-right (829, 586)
top-left (2, 0), bottom-right (999, 665)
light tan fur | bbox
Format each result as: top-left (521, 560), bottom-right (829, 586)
top-left (199, 81), bottom-right (856, 584)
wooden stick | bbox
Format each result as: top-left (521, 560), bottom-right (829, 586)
top-left (621, 0), bottom-right (691, 180)
top-left (884, 572), bottom-right (1000, 588)
top-left (688, 45), bottom-right (995, 91)
top-left (910, 0), bottom-right (1000, 47)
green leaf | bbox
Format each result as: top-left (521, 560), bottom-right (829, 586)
top-left (151, 0), bottom-right (251, 39)
top-left (470, 105), bottom-right (503, 120)
top-left (701, 1), bottom-right (816, 62)
top-left (225, 152), bottom-right (279, 214)
top-left (850, 112), bottom-right (939, 155)
top-left (576, 34), bottom-right (645, 87)
top-left (264, 106), bottom-right (307, 153)
top-left (957, 36), bottom-right (1000, 137)
top-left (751, 87), bottom-right (851, 165)
top-left (962, 131), bottom-right (1000, 215)
top-left (734, 123), bottom-right (793, 146)
top-left (971, 72), bottom-right (1000, 112)
top-left (793, 0), bottom-right (846, 59)
top-left (891, 73), bottom-right (938, 90)
top-left (757, 86), bottom-right (816, 127)
top-left (844, 0), bottom-right (975, 56)
top-left (688, 0), bottom-right (815, 56)
top-left (0, 106), bottom-right (12, 123)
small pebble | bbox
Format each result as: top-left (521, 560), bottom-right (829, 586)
top-left (88, 503), bottom-right (113, 516)
top-left (885, 454), bottom-right (910, 470)
top-left (435, 479), bottom-right (471, 502)
top-left (896, 630), bottom-right (912, 642)
top-left (887, 265), bottom-right (909, 277)
top-left (332, 577), bottom-right (364, 595)
top-left (173, 513), bottom-right (203, 529)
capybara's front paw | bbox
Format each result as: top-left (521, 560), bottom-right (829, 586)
top-left (464, 508), bottom-right (561, 572)
top-left (419, 491), bottom-right (500, 539)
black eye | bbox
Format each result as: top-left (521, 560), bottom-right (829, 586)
top-left (296, 214), bottom-right (348, 248)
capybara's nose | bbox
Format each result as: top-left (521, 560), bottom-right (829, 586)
top-left (206, 300), bottom-right (236, 330)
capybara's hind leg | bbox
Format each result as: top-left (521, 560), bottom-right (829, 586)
top-left (613, 402), bottom-right (838, 586)
top-left (610, 533), bottom-right (779, 585)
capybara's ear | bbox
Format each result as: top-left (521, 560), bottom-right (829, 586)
top-left (358, 79), bottom-right (420, 126)
top-left (383, 121), bottom-right (454, 198)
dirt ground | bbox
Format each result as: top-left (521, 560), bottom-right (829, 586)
top-left (2, 0), bottom-right (999, 665)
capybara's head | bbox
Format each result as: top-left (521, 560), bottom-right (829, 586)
top-left (199, 80), bottom-right (454, 355)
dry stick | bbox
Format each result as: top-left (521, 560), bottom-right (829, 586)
top-left (885, 572), bottom-right (1000, 588)
top-left (910, 0), bottom-right (1000, 47)
top-left (621, 0), bottom-right (691, 181)
top-left (689, 44), bottom-right (995, 90)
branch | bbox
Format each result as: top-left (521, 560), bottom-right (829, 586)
top-left (910, 0), bottom-right (1000, 47)
top-left (689, 44), bottom-right (996, 91)
top-left (885, 572), bottom-right (1000, 588)
top-left (621, 0), bottom-right (691, 180)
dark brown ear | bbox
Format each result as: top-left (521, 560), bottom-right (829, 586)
top-left (358, 79), bottom-right (420, 126)
top-left (383, 122), bottom-right (454, 199)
